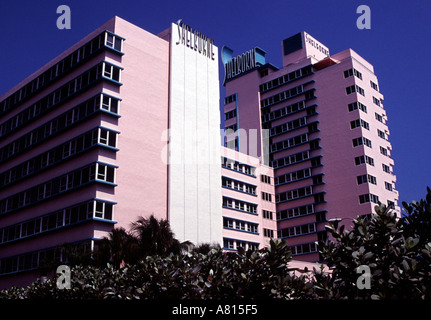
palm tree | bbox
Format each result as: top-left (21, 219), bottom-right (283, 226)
top-left (94, 227), bottom-right (140, 268)
top-left (130, 214), bottom-right (180, 257)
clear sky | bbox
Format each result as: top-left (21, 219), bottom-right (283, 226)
top-left (1, 0), bottom-right (430, 208)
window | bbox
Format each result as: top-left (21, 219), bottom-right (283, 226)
top-left (278, 223), bottom-right (316, 238)
top-left (375, 113), bottom-right (384, 123)
top-left (224, 94), bottom-right (237, 105)
top-left (101, 94), bottom-right (120, 114)
top-left (348, 101), bottom-right (367, 113)
top-left (316, 211), bottom-right (326, 222)
top-left (313, 175), bottom-right (323, 185)
top-left (0, 200), bottom-right (114, 245)
top-left (377, 129), bottom-right (386, 139)
top-left (275, 168), bottom-right (312, 186)
top-left (276, 186), bottom-right (313, 203)
top-left (359, 193), bottom-right (379, 204)
top-left (344, 68), bottom-right (362, 80)
top-left (105, 32), bottom-right (124, 52)
top-left (221, 177), bottom-right (256, 195)
top-left (223, 218), bottom-right (234, 229)
top-left (98, 128), bottom-right (117, 148)
top-left (262, 192), bottom-right (272, 202)
top-left (223, 238), bottom-right (235, 250)
top-left (222, 197), bottom-right (233, 208)
top-left (102, 63), bottom-right (122, 82)
top-left (260, 84), bottom-right (304, 108)
top-left (350, 119), bottom-right (369, 130)
top-left (0, 31), bottom-right (124, 119)
top-left (271, 151), bottom-right (310, 169)
top-left (357, 174), bottom-right (377, 185)
top-left (264, 229), bottom-right (274, 238)
top-left (353, 137), bottom-right (372, 148)
top-left (270, 133), bottom-right (309, 152)
top-left (96, 163), bottom-right (116, 183)
top-left (259, 66), bottom-right (312, 93)
top-left (270, 117), bottom-right (307, 137)
top-left (277, 204), bottom-right (314, 220)
top-left (222, 197), bottom-right (257, 214)
top-left (387, 200), bottom-right (395, 209)
top-left (382, 164), bottom-right (391, 173)
top-left (247, 223), bottom-right (258, 234)
top-left (373, 96), bottom-right (381, 106)
top-left (221, 157), bottom-right (256, 176)
top-left (261, 174), bottom-right (271, 184)
top-left (94, 201), bottom-right (114, 220)
top-left (370, 81), bottom-right (379, 91)
top-left (224, 109), bottom-right (237, 120)
top-left (346, 85), bottom-right (365, 96)
top-left (380, 146), bottom-right (389, 157)
top-left (289, 242), bottom-right (317, 256)
top-left (355, 155), bottom-right (374, 166)
top-left (385, 182), bottom-right (393, 191)
top-left (263, 210), bottom-right (273, 220)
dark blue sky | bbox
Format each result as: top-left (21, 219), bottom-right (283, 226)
top-left (1, 0), bottom-right (430, 207)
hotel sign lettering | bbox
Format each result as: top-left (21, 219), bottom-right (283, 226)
top-left (176, 19), bottom-right (215, 60)
top-left (304, 33), bottom-right (329, 57)
top-left (223, 48), bottom-right (257, 83)
top-left (221, 46), bottom-right (265, 85)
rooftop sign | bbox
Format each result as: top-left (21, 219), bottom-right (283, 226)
top-left (175, 19), bottom-right (215, 60)
top-left (221, 46), bottom-right (266, 85)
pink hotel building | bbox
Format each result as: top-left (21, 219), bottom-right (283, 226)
top-left (0, 17), bottom-right (277, 288)
top-left (0, 17), bottom-right (398, 288)
top-left (223, 31), bottom-right (400, 262)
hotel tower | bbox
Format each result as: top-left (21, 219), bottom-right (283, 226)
top-left (222, 31), bottom-right (400, 262)
top-left (0, 17), bottom-right (277, 288)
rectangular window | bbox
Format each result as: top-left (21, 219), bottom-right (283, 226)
top-left (263, 210), bottom-right (273, 220)
top-left (385, 182), bottom-right (393, 191)
top-left (224, 109), bottom-right (237, 120)
top-left (353, 137), bottom-right (372, 148)
top-left (380, 146), bottom-right (389, 156)
top-left (350, 119), bottom-right (369, 130)
top-left (375, 113), bottom-right (384, 123)
top-left (261, 174), bottom-right (271, 184)
top-left (262, 192), bottom-right (272, 202)
top-left (373, 97), bottom-right (381, 106)
top-left (264, 229), bottom-right (274, 238)
top-left (357, 174), bottom-right (377, 185)
top-left (224, 94), bottom-right (237, 105)
top-left (359, 193), bottom-right (379, 204)
top-left (382, 164), bottom-right (391, 173)
top-left (346, 85), bottom-right (365, 96)
top-left (105, 32), bottom-right (124, 52)
top-left (370, 81), bottom-right (379, 91)
top-left (344, 68), bottom-right (362, 80)
top-left (377, 129), bottom-right (386, 139)
top-left (101, 94), bottom-right (120, 114)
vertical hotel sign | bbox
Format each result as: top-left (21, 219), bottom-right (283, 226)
top-left (175, 19), bottom-right (215, 60)
top-left (221, 46), bottom-right (265, 85)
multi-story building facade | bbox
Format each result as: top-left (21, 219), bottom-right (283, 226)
top-left (222, 31), bottom-right (400, 262)
top-left (221, 147), bottom-right (277, 252)
top-left (0, 17), bottom-right (277, 289)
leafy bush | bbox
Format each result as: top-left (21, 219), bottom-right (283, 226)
top-left (2, 189), bottom-right (431, 300)
top-left (315, 188), bottom-right (431, 299)
top-left (0, 239), bottom-right (313, 299)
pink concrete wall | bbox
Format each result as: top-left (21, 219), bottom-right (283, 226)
top-left (221, 147), bottom-right (277, 249)
top-left (105, 17), bottom-right (170, 228)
